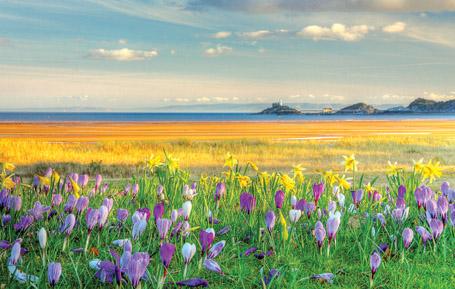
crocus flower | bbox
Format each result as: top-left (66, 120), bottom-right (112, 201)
top-left (304, 202), bottom-right (316, 218)
top-left (78, 174), bottom-right (89, 188)
top-left (132, 183), bottom-right (139, 197)
top-left (2, 214), bottom-right (11, 226)
top-left (98, 205), bottom-right (109, 229)
top-left (10, 240), bottom-right (21, 265)
top-left (86, 208), bottom-right (99, 233)
top-left (38, 227), bottom-right (47, 249)
top-left (117, 209), bottom-right (129, 223)
top-left (182, 243), bottom-right (196, 264)
top-left (414, 187), bottom-right (425, 209)
top-left (313, 182), bottom-right (324, 206)
top-left (132, 219), bottom-right (147, 240)
top-left (13, 215), bottom-right (34, 232)
top-left (203, 259), bottom-right (223, 275)
top-left (51, 194), bottom-right (63, 207)
top-left (326, 211), bottom-right (341, 245)
top-left (426, 199), bottom-right (437, 219)
top-left (289, 209), bottom-right (302, 223)
top-left (430, 218), bottom-right (443, 239)
top-left (199, 228), bottom-right (215, 254)
top-left (415, 226), bottom-right (432, 246)
top-left (175, 279), bottom-right (209, 288)
top-left (243, 247), bottom-right (257, 256)
top-left (437, 195), bottom-right (449, 223)
top-left (398, 185), bottom-right (406, 200)
top-left (126, 252), bottom-right (150, 288)
top-left (76, 196), bottom-right (89, 214)
top-left (214, 182), bottom-right (226, 202)
top-left (183, 184), bottom-right (198, 200)
top-left (95, 174), bottom-right (102, 191)
top-left (171, 209), bottom-right (179, 223)
top-left (28, 201), bottom-right (51, 221)
top-left (48, 262), bottom-right (62, 287)
top-left (240, 192), bottom-right (256, 214)
top-left (295, 199), bottom-right (307, 211)
top-left (61, 214), bottom-right (76, 236)
top-left (263, 268), bottom-right (280, 286)
top-left (8, 195), bottom-right (22, 212)
top-left (352, 189), bottom-right (363, 207)
top-left (134, 208), bottom-right (151, 222)
top-left (376, 213), bottom-right (386, 226)
top-left (102, 198), bottom-right (114, 213)
top-left (157, 218), bottom-right (172, 240)
top-left (160, 243), bottom-right (176, 269)
top-left (64, 194), bottom-right (77, 213)
top-left (274, 190), bottom-right (285, 209)
top-left (265, 210), bottom-right (276, 232)
top-left (372, 191), bottom-right (381, 202)
top-left (182, 201), bottom-right (192, 220)
top-left (217, 225), bottom-right (231, 236)
top-left (153, 202), bottom-right (165, 222)
top-left (402, 228), bottom-right (414, 249)
top-left (208, 240), bottom-right (225, 259)
top-left (314, 221), bottom-right (326, 249)
top-left (370, 252), bottom-right (381, 281)
top-left (290, 195), bottom-right (297, 209)
top-left (310, 273), bottom-right (335, 284)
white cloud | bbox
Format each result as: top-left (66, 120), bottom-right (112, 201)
top-left (423, 91), bottom-right (455, 101)
top-left (212, 31), bottom-right (232, 39)
top-left (239, 30), bottom-right (273, 39)
top-left (196, 97), bottom-right (211, 102)
top-left (383, 22), bottom-right (406, 33)
top-left (213, 96), bottom-right (230, 102)
top-left (175, 98), bottom-right (190, 102)
top-left (381, 94), bottom-right (413, 101)
top-left (204, 45), bottom-right (232, 57)
top-left (90, 48), bottom-right (159, 61)
top-left (118, 39), bottom-right (128, 45)
top-left (297, 23), bottom-right (370, 42)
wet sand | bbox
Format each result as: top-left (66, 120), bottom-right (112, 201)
top-left (0, 120), bottom-right (454, 141)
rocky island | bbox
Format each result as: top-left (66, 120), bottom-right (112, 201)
top-left (258, 101), bottom-right (302, 115)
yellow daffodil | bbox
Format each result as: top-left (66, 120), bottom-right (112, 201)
top-left (335, 174), bottom-right (351, 190)
top-left (3, 163), bottom-right (15, 172)
top-left (386, 161), bottom-right (403, 176)
top-left (38, 175), bottom-right (50, 186)
top-left (364, 182), bottom-right (375, 193)
top-left (52, 170), bottom-right (61, 184)
top-left (237, 175), bottom-right (251, 188)
top-left (259, 171), bottom-right (271, 185)
top-left (247, 161), bottom-right (259, 172)
top-left (2, 177), bottom-right (15, 190)
top-left (224, 153), bottom-right (238, 169)
top-left (292, 164), bottom-right (305, 178)
top-left (422, 159), bottom-right (442, 183)
top-left (280, 174), bottom-right (295, 191)
top-left (342, 154), bottom-right (358, 172)
top-left (413, 158), bottom-right (425, 174)
top-left (323, 170), bottom-right (337, 187)
top-left (69, 177), bottom-right (81, 198)
top-left (147, 154), bottom-right (163, 169)
top-left (165, 154), bottom-right (179, 173)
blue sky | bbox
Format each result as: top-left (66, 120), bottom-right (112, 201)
top-left (0, 0), bottom-right (454, 110)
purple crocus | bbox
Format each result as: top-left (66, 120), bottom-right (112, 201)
top-left (214, 182), bottom-right (226, 202)
top-left (98, 205), bottom-right (109, 229)
top-left (64, 194), bottom-right (77, 213)
top-left (85, 208), bottom-right (99, 233)
top-left (132, 219), bottom-right (147, 240)
top-left (153, 202), bottom-right (165, 222)
top-left (159, 243), bottom-right (176, 271)
top-left (203, 259), bottom-right (223, 275)
top-left (132, 183), bottom-right (139, 198)
top-left (426, 199), bottom-right (437, 219)
top-left (61, 214), bottom-right (76, 236)
top-left (240, 192), bottom-right (256, 214)
top-left (370, 252), bottom-right (381, 281)
top-left (415, 226), bottom-right (432, 246)
top-left (207, 240), bottom-right (225, 259)
top-left (313, 182), bottom-right (324, 206)
top-left (304, 202), bottom-right (316, 218)
top-left (402, 228), bottom-right (414, 249)
top-left (398, 185), bottom-right (406, 199)
top-left (51, 194), bottom-right (63, 207)
top-left (95, 174), bottom-right (102, 192)
top-left (274, 190), bottom-right (285, 209)
top-left (102, 198), bottom-right (114, 213)
top-left (156, 218), bottom-right (172, 240)
top-left (126, 252), bottom-right (150, 288)
top-left (28, 201), bottom-right (51, 221)
top-left (9, 240), bottom-right (21, 265)
top-left (314, 221), bottom-right (326, 249)
top-left (78, 174), bottom-right (89, 188)
top-left (351, 189), bottom-right (363, 207)
top-left (117, 209), bottom-right (129, 223)
top-left (76, 196), bottom-right (89, 215)
top-left (265, 210), bottom-right (276, 233)
top-left (199, 228), bottom-right (215, 254)
top-left (310, 273), bottom-right (335, 284)
top-left (13, 215), bottom-right (34, 232)
top-left (429, 218), bottom-right (443, 239)
top-left (8, 195), bottom-right (22, 212)
top-left (2, 214), bottom-right (11, 226)
top-left (48, 262), bottom-right (62, 287)
top-left (414, 187), bottom-right (425, 209)
top-left (175, 279), bottom-right (209, 287)
top-left (437, 195), bottom-right (449, 223)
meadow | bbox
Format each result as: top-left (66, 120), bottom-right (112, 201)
top-left (0, 153), bottom-right (454, 289)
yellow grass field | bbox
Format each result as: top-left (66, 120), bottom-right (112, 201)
top-left (1, 120), bottom-right (455, 179)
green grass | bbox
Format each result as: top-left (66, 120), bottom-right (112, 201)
top-left (0, 160), bottom-right (453, 289)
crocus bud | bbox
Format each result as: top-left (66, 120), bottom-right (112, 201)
top-left (314, 221), bottom-right (326, 248)
top-left (10, 241), bottom-right (21, 265)
top-left (102, 198), bottom-right (113, 213)
top-left (153, 203), bottom-right (165, 221)
top-left (214, 182), bottom-right (226, 201)
top-left (274, 190), bottom-right (285, 209)
top-left (203, 258), bottom-right (223, 275)
top-left (61, 214), bottom-right (76, 236)
top-left (132, 184), bottom-right (139, 197)
top-left (290, 195), bottom-right (297, 209)
top-left (98, 205), bottom-right (109, 229)
top-left (117, 209), bottom-right (129, 223)
top-left (86, 208), bottom-right (99, 233)
top-left (313, 182), bottom-right (324, 206)
top-left (326, 212), bottom-right (341, 244)
top-left (95, 174), bottom-right (102, 191)
top-left (402, 228), bottom-right (414, 249)
top-left (182, 243), bottom-right (196, 264)
top-left (207, 240), bottom-right (225, 259)
top-left (127, 252), bottom-right (150, 288)
top-left (51, 194), bottom-right (63, 207)
top-left (132, 219), bottom-right (147, 240)
top-left (48, 262), bottom-right (62, 287)
top-left (171, 209), bottom-right (179, 223)
top-left (370, 252), bottom-right (381, 279)
top-left (159, 242), bottom-right (176, 268)
top-left (38, 227), bottom-right (47, 249)
top-left (75, 196), bottom-right (89, 214)
top-left (265, 210), bottom-right (276, 232)
top-left (182, 201), bottom-right (192, 220)
top-left (156, 218), bottom-right (172, 240)
top-left (200, 228), bottom-right (215, 253)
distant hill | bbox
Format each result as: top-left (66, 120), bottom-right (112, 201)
top-left (259, 102), bottom-right (302, 115)
top-left (337, 102), bottom-right (380, 114)
top-left (407, 98), bottom-right (455, 112)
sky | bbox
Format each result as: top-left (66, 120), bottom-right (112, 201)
top-left (0, 0), bottom-right (455, 111)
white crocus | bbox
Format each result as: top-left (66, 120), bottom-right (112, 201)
top-left (289, 209), bottom-right (302, 223)
top-left (182, 201), bottom-right (192, 220)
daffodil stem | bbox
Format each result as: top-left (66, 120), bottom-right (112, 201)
top-left (84, 233), bottom-right (91, 254)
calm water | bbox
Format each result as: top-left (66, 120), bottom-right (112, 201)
top-left (1, 112), bottom-right (455, 122)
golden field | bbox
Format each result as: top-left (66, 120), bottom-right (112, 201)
top-left (1, 120), bottom-right (455, 179)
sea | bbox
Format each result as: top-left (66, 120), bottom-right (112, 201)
top-left (0, 112), bottom-right (455, 122)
